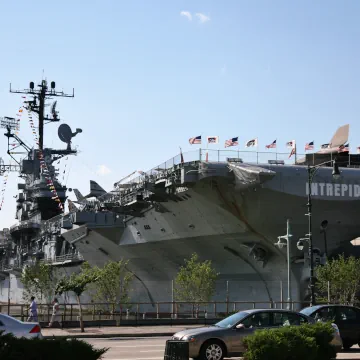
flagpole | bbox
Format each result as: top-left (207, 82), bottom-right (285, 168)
top-left (237, 136), bottom-right (240, 160)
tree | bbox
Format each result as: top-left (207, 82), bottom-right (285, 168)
top-left (88, 260), bottom-right (133, 315)
top-left (55, 262), bottom-right (99, 332)
top-left (174, 253), bottom-right (219, 316)
top-left (21, 263), bottom-right (57, 303)
top-left (316, 254), bottom-right (360, 305)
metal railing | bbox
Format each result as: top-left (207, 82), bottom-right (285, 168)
top-left (113, 148), bottom-right (358, 189)
top-left (115, 149), bottom-right (303, 188)
top-left (0, 300), bottom-right (315, 325)
top-left (40, 253), bottom-right (84, 264)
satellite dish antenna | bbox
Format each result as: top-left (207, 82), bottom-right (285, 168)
top-left (58, 124), bottom-right (82, 150)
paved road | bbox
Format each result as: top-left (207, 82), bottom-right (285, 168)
top-left (85, 337), bottom-right (242, 360)
top-left (85, 337), bottom-right (360, 360)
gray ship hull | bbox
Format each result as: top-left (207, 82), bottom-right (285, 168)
top-left (61, 161), bottom-right (360, 309)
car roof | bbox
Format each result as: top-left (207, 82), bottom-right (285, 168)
top-left (0, 313), bottom-right (22, 324)
top-left (302, 304), bottom-right (360, 311)
top-left (240, 309), bottom-right (302, 314)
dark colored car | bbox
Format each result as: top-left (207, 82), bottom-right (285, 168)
top-left (301, 304), bottom-right (360, 349)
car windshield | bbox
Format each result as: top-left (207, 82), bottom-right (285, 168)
top-left (300, 306), bottom-right (322, 316)
top-left (215, 311), bottom-right (250, 328)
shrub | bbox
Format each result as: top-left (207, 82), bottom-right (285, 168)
top-left (0, 332), bottom-right (108, 360)
top-left (243, 322), bottom-right (336, 360)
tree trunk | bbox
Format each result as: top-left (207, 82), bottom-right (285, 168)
top-left (77, 295), bottom-right (84, 333)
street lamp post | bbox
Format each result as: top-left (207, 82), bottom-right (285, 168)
top-left (320, 220), bottom-right (328, 258)
top-left (305, 160), bottom-right (341, 307)
top-left (275, 219), bottom-right (292, 310)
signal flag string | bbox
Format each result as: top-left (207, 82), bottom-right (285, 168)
top-left (0, 172), bottom-right (9, 211)
top-left (23, 97), bottom-right (64, 212)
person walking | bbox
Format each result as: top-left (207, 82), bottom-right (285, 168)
top-left (48, 298), bottom-right (61, 327)
top-left (27, 296), bottom-right (38, 322)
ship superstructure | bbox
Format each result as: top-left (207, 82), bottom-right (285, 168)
top-left (0, 80), bottom-right (83, 300)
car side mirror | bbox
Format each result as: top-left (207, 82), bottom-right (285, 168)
top-left (236, 324), bottom-right (245, 330)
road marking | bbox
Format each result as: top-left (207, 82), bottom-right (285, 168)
top-left (110, 345), bottom-right (164, 348)
top-left (105, 358), bottom-right (163, 360)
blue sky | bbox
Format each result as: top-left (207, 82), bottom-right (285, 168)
top-left (0, 0), bottom-right (360, 228)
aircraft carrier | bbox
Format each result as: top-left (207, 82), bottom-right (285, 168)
top-left (60, 124), bottom-right (360, 309)
top-left (0, 78), bottom-right (359, 309)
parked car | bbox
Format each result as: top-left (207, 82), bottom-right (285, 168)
top-left (0, 313), bottom-right (42, 339)
top-left (301, 304), bottom-right (360, 350)
top-left (172, 309), bottom-right (342, 360)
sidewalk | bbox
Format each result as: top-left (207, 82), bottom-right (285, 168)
top-left (42, 325), bottom-right (200, 339)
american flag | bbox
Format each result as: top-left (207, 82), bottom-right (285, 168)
top-left (286, 140), bottom-right (295, 148)
top-left (338, 143), bottom-right (349, 152)
top-left (246, 138), bottom-right (258, 147)
top-left (305, 141), bottom-right (314, 151)
top-left (289, 147), bottom-right (296, 159)
top-left (207, 136), bottom-right (219, 144)
top-left (265, 140), bottom-right (276, 149)
top-left (357, 146), bottom-right (360, 154)
top-left (321, 143), bottom-right (330, 149)
top-left (189, 135), bottom-right (201, 144)
top-left (225, 137), bottom-right (239, 148)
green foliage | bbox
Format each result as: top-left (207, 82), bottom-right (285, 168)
top-left (174, 253), bottom-right (219, 304)
top-left (88, 260), bottom-right (133, 307)
top-left (21, 263), bottom-right (57, 303)
top-left (0, 331), bottom-right (108, 360)
top-left (55, 262), bottom-right (98, 297)
top-left (243, 322), bottom-right (336, 360)
top-left (316, 254), bottom-right (360, 304)
top-left (55, 262), bottom-right (99, 332)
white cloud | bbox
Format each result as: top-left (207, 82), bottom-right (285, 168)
top-left (180, 11), bottom-right (192, 21)
top-left (196, 13), bottom-right (210, 24)
top-left (96, 165), bottom-right (111, 176)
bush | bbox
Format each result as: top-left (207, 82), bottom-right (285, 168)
top-left (243, 322), bottom-right (336, 360)
top-left (0, 332), bottom-right (108, 360)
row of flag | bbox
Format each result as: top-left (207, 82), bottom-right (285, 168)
top-left (188, 135), bottom-right (354, 153)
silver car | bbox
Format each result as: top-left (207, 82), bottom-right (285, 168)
top-left (0, 313), bottom-right (43, 339)
top-left (172, 309), bottom-right (342, 360)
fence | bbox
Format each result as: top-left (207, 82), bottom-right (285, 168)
top-left (0, 300), bottom-right (312, 325)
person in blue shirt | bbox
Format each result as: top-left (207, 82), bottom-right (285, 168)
top-left (27, 296), bottom-right (38, 322)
